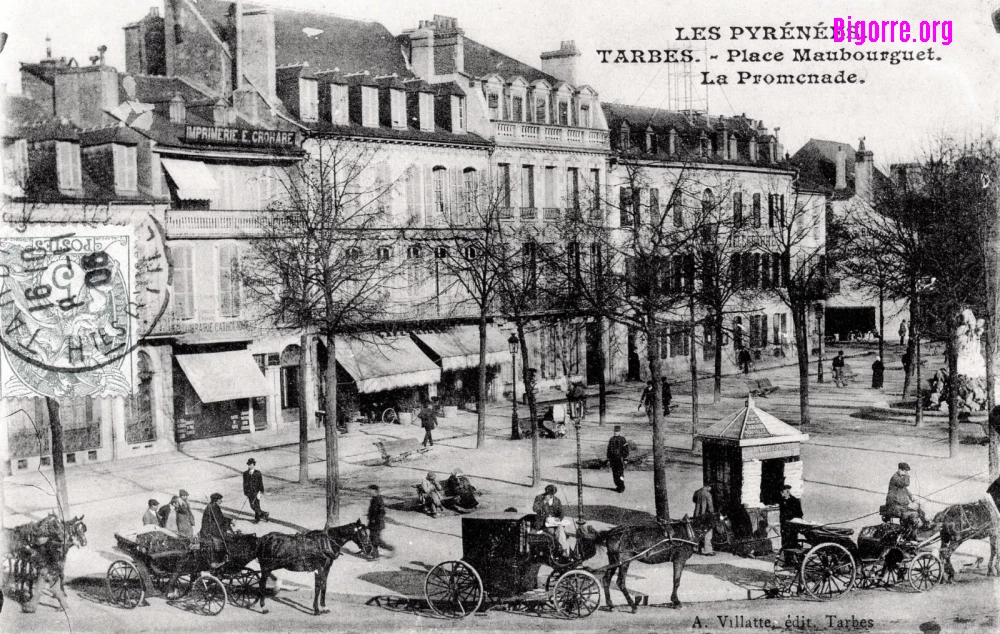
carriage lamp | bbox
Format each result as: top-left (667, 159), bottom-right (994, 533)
top-left (508, 334), bottom-right (520, 440)
top-left (567, 386), bottom-right (587, 526)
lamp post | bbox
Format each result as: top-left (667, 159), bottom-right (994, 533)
top-left (567, 384), bottom-right (587, 526)
top-left (509, 334), bottom-right (520, 440)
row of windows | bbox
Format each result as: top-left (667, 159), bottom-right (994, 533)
top-left (497, 164), bottom-right (601, 210)
top-left (485, 87), bottom-right (593, 128)
top-left (618, 188), bottom-right (787, 230)
top-left (731, 252), bottom-right (791, 290)
top-left (734, 313), bottom-right (790, 349)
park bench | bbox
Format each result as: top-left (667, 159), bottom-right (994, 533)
top-left (375, 438), bottom-right (429, 465)
top-left (745, 378), bottom-right (779, 397)
top-left (592, 440), bottom-right (648, 468)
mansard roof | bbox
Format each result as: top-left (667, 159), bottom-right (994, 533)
top-left (462, 37), bottom-right (558, 85)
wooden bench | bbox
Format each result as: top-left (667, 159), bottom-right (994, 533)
top-left (745, 378), bottom-right (779, 397)
top-left (375, 438), bottom-right (429, 465)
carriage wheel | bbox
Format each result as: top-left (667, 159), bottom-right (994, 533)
top-left (800, 543), bottom-right (856, 600)
top-left (857, 561), bottom-right (882, 589)
top-left (772, 551), bottom-right (799, 595)
top-left (551, 570), bottom-right (601, 619)
top-left (192, 575), bottom-right (227, 616)
top-left (164, 573), bottom-right (195, 600)
top-left (544, 568), bottom-right (564, 592)
top-left (225, 568), bottom-right (260, 608)
top-left (106, 560), bottom-right (145, 609)
top-left (424, 560), bottom-right (484, 619)
top-left (867, 547), bottom-right (905, 589)
top-left (382, 408), bottom-right (398, 424)
top-left (907, 553), bottom-right (943, 592)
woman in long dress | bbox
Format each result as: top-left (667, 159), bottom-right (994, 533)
top-left (871, 357), bottom-right (885, 389)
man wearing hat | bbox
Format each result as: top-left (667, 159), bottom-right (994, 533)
top-left (243, 458), bottom-right (269, 523)
top-left (533, 485), bottom-right (572, 557)
top-left (158, 495), bottom-right (180, 533)
top-left (778, 485), bottom-right (804, 548)
top-left (606, 426), bottom-right (630, 493)
top-left (200, 493), bottom-right (233, 568)
top-left (886, 463), bottom-right (924, 528)
top-left (176, 490), bottom-right (195, 538)
top-left (419, 472), bottom-right (444, 517)
top-left (366, 484), bottom-right (392, 557)
top-left (142, 499), bottom-right (160, 526)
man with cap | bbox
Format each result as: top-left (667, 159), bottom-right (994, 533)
top-left (692, 484), bottom-right (716, 555)
top-left (243, 458), bottom-right (269, 523)
top-left (142, 499), bottom-right (160, 526)
top-left (607, 426), bottom-right (630, 493)
top-left (420, 398), bottom-right (439, 447)
top-left (176, 490), bottom-right (195, 538)
top-left (367, 484), bottom-right (392, 557)
top-left (777, 484), bottom-right (804, 548)
top-left (200, 493), bottom-right (233, 568)
top-left (158, 495), bottom-right (180, 533)
top-left (533, 484), bottom-right (572, 557)
top-left (419, 472), bottom-right (444, 517)
top-left (886, 462), bottom-right (925, 528)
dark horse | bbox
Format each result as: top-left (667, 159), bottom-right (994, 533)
top-left (932, 497), bottom-right (1000, 581)
top-left (3, 514), bottom-right (87, 610)
top-left (582, 514), bottom-right (716, 612)
top-left (256, 520), bottom-right (373, 615)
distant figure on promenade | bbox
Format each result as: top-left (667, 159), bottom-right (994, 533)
top-left (639, 380), bottom-right (654, 424)
top-left (445, 469), bottom-right (479, 510)
top-left (143, 499), bottom-right (160, 526)
top-left (899, 320), bottom-right (908, 346)
top-left (419, 472), bottom-right (444, 517)
top-left (661, 378), bottom-right (672, 415)
top-left (367, 484), bottom-right (393, 557)
top-left (420, 398), bottom-right (439, 447)
top-left (607, 426), bottom-right (630, 493)
top-left (902, 349), bottom-right (913, 396)
top-left (871, 357), bottom-right (885, 390)
top-left (738, 348), bottom-right (752, 375)
top-left (832, 351), bottom-right (846, 387)
top-left (243, 458), bottom-right (270, 524)
top-left (158, 495), bottom-right (180, 534)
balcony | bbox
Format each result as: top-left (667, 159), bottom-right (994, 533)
top-left (520, 207), bottom-right (538, 220)
top-left (499, 206), bottom-right (515, 221)
top-left (490, 121), bottom-right (609, 148)
top-left (543, 207), bottom-right (561, 221)
top-left (166, 210), bottom-right (285, 238)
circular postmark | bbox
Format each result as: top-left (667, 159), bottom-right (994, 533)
top-left (0, 214), bottom-right (169, 399)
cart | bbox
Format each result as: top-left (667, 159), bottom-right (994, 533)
top-left (771, 519), bottom-right (942, 600)
top-left (105, 528), bottom-right (259, 615)
top-left (423, 513), bottom-right (601, 619)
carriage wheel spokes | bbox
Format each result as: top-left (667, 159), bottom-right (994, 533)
top-left (800, 543), bottom-right (856, 600)
top-left (424, 560), bottom-right (484, 619)
top-left (772, 551), bottom-right (799, 595)
top-left (225, 568), bottom-right (261, 608)
top-left (165, 573), bottom-right (195, 600)
top-left (106, 560), bottom-right (145, 609)
top-left (551, 570), bottom-right (601, 619)
top-left (907, 553), bottom-right (943, 592)
top-left (870, 547), bottom-right (904, 588)
top-left (193, 574), bottom-right (227, 616)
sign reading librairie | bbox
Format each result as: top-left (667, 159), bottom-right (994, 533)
top-left (184, 125), bottom-right (297, 148)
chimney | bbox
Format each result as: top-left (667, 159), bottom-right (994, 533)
top-left (540, 40), bottom-right (581, 85)
top-left (667, 128), bottom-right (676, 155)
top-left (124, 8), bottom-right (166, 76)
top-left (407, 22), bottom-right (434, 81)
top-left (835, 146), bottom-right (847, 190)
top-left (239, 9), bottom-right (276, 99)
top-left (855, 137), bottom-right (874, 201)
top-left (54, 65), bottom-right (120, 129)
top-left (431, 16), bottom-right (464, 77)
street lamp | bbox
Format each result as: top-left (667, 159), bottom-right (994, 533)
top-left (567, 383), bottom-right (587, 526)
top-left (508, 334), bottom-right (520, 440)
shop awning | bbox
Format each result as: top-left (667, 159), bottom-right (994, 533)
top-left (161, 158), bottom-right (219, 200)
top-left (175, 351), bottom-right (270, 403)
top-left (412, 326), bottom-right (509, 372)
top-left (335, 335), bottom-right (441, 393)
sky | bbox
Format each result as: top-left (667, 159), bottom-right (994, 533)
top-left (2, 0), bottom-right (998, 166)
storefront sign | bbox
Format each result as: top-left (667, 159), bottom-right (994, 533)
top-left (732, 232), bottom-right (779, 250)
top-left (184, 125), bottom-right (297, 148)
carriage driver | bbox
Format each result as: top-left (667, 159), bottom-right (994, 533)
top-left (200, 493), bottom-right (234, 568)
top-left (885, 463), bottom-right (927, 529)
top-left (532, 485), bottom-right (573, 558)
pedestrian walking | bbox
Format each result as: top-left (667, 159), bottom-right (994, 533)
top-left (243, 458), bottom-right (270, 523)
top-left (607, 426), bottom-right (630, 493)
top-left (692, 484), bottom-right (716, 555)
top-left (832, 350), bottom-right (846, 387)
top-left (638, 380), bottom-right (654, 424)
top-left (176, 489), bottom-right (195, 537)
top-left (420, 397), bottom-right (438, 447)
top-left (871, 357), bottom-right (885, 389)
top-left (367, 484), bottom-right (393, 556)
top-left (899, 320), bottom-right (908, 346)
top-left (738, 347), bottom-right (752, 375)
top-left (661, 377), bottom-right (672, 415)
top-left (902, 349), bottom-right (913, 396)
top-left (142, 499), bottom-right (160, 526)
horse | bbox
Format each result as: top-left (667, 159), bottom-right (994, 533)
top-left (580, 514), bottom-right (716, 612)
top-left (932, 497), bottom-right (1000, 581)
top-left (256, 520), bottom-right (373, 615)
top-left (3, 514), bottom-right (87, 611)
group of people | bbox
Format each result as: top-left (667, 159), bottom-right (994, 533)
top-left (638, 378), bottom-right (672, 423)
top-left (417, 469), bottom-right (480, 517)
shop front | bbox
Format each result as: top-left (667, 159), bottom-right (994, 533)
top-left (173, 350), bottom-right (271, 441)
top-left (411, 326), bottom-right (509, 408)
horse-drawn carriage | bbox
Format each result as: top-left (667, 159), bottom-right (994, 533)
top-left (423, 512), bottom-right (602, 619)
top-left (106, 528), bottom-right (260, 615)
top-left (2, 514), bottom-right (87, 607)
top-left (770, 517), bottom-right (943, 600)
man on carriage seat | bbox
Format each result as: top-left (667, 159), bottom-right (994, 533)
top-left (200, 493), bottom-right (234, 568)
top-left (532, 485), bottom-right (573, 559)
top-left (778, 485), bottom-right (804, 549)
top-left (884, 463), bottom-right (928, 530)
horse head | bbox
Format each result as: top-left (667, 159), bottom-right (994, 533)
top-left (66, 515), bottom-right (88, 548)
top-left (574, 523), bottom-right (603, 562)
top-left (350, 519), bottom-right (375, 558)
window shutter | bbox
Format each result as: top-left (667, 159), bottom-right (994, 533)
top-left (423, 166), bottom-right (434, 222)
top-left (450, 167), bottom-right (461, 224)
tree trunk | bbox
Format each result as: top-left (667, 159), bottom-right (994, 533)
top-left (915, 296), bottom-right (924, 427)
top-left (298, 334), bottom-right (310, 484)
top-left (816, 304), bottom-right (825, 383)
top-left (903, 335), bottom-right (915, 398)
top-left (791, 305), bottom-right (811, 426)
top-left (946, 328), bottom-right (959, 458)
top-left (323, 334), bottom-right (341, 527)
top-left (878, 283), bottom-right (885, 361)
top-left (646, 316), bottom-right (670, 520)
top-left (45, 397), bottom-right (70, 517)
top-left (477, 317), bottom-right (490, 447)
top-left (713, 312), bottom-right (724, 404)
top-left (986, 323), bottom-right (999, 478)
top-left (516, 320), bottom-right (540, 486)
top-left (596, 316), bottom-right (607, 427)
top-left (689, 301), bottom-right (699, 451)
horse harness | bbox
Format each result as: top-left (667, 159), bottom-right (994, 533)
top-left (611, 518), bottom-right (701, 565)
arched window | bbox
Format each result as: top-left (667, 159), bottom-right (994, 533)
top-left (701, 188), bottom-right (715, 218)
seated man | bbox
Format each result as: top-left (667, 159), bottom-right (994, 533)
top-left (444, 469), bottom-right (479, 510)
top-left (419, 472), bottom-right (445, 517)
top-left (538, 405), bottom-right (566, 439)
top-left (885, 462), bottom-right (927, 530)
top-left (199, 492), bottom-right (233, 568)
top-left (777, 485), bottom-right (804, 550)
top-left (532, 485), bottom-right (573, 558)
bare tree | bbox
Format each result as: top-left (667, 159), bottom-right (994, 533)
top-left (243, 138), bottom-right (401, 525)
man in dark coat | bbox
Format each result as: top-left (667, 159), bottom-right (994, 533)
top-left (902, 349), bottom-right (913, 396)
top-left (533, 484), bottom-right (571, 557)
top-left (243, 458), bottom-right (269, 523)
top-left (176, 490), bottom-right (195, 538)
top-left (777, 485), bottom-right (804, 548)
top-left (871, 357), bottom-right (885, 389)
top-left (738, 347), bottom-right (752, 375)
top-left (639, 380), bottom-right (654, 424)
top-left (606, 426), bottom-right (630, 493)
top-left (832, 350), bottom-right (846, 387)
top-left (367, 484), bottom-right (393, 557)
top-left (420, 398), bottom-right (438, 447)
top-left (200, 493), bottom-right (233, 568)
top-left (661, 378), bottom-right (672, 415)
top-left (692, 484), bottom-right (716, 555)
top-left (886, 462), bottom-right (924, 528)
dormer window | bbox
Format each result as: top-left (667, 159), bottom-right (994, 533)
top-left (534, 94), bottom-right (548, 124)
top-left (362, 86), bottom-right (378, 127)
top-left (618, 123), bottom-right (630, 150)
top-left (330, 85), bottom-right (349, 124)
top-left (419, 92), bottom-right (434, 131)
top-left (56, 141), bottom-right (82, 192)
top-left (300, 78), bottom-right (319, 121)
top-left (579, 103), bottom-right (590, 128)
top-left (645, 127), bottom-right (656, 153)
top-left (488, 92), bottom-right (500, 119)
top-left (512, 95), bottom-right (524, 121)
top-left (668, 128), bottom-right (677, 155)
top-left (113, 144), bottom-right (138, 193)
top-left (390, 90), bottom-right (406, 129)
top-left (454, 96), bottom-right (466, 132)
top-left (558, 100), bottom-right (570, 126)
top-left (170, 95), bottom-right (186, 124)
